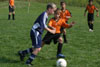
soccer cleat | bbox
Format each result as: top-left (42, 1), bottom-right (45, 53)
top-left (26, 63), bottom-right (33, 67)
top-left (57, 54), bottom-right (65, 58)
top-left (18, 51), bottom-right (25, 61)
top-left (26, 61), bottom-right (33, 66)
top-left (89, 29), bottom-right (93, 32)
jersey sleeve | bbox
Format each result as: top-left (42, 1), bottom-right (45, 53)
top-left (94, 5), bottom-right (97, 10)
top-left (62, 20), bottom-right (69, 28)
top-left (66, 10), bottom-right (71, 16)
top-left (43, 14), bottom-right (48, 29)
top-left (48, 19), bottom-right (53, 27)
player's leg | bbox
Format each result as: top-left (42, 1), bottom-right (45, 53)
top-left (41, 41), bottom-right (45, 47)
top-left (90, 14), bottom-right (94, 31)
top-left (26, 30), bottom-right (42, 66)
top-left (88, 13), bottom-right (94, 32)
top-left (18, 48), bottom-right (33, 61)
top-left (26, 47), bottom-right (41, 66)
top-left (56, 37), bottom-right (65, 58)
top-left (90, 21), bottom-right (94, 32)
top-left (91, 21), bottom-right (94, 30)
top-left (88, 21), bottom-right (91, 30)
top-left (8, 6), bottom-right (12, 20)
top-left (42, 32), bottom-right (53, 47)
top-left (63, 29), bottom-right (67, 43)
top-left (12, 7), bottom-right (15, 20)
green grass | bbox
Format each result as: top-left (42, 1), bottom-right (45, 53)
top-left (0, 1), bottom-right (100, 67)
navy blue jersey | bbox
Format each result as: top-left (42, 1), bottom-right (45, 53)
top-left (32, 12), bottom-right (48, 34)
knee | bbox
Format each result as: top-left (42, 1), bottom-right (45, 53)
top-left (36, 48), bottom-right (41, 52)
top-left (9, 12), bottom-right (11, 15)
top-left (59, 37), bottom-right (63, 44)
top-left (13, 12), bottom-right (15, 14)
top-left (63, 30), bottom-right (66, 34)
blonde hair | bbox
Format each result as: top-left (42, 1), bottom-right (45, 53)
top-left (47, 3), bottom-right (57, 10)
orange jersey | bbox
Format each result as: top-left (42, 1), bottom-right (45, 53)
top-left (86, 4), bottom-right (96, 14)
top-left (48, 18), bottom-right (69, 33)
top-left (60, 9), bottom-right (71, 22)
top-left (9, 0), bottom-right (14, 6)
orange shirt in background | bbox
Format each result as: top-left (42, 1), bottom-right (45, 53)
top-left (60, 9), bottom-right (71, 22)
top-left (9, 0), bottom-right (14, 6)
top-left (48, 18), bottom-right (69, 33)
top-left (86, 4), bottom-right (96, 14)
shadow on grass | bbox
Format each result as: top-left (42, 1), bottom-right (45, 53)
top-left (37, 55), bottom-right (57, 60)
top-left (0, 56), bottom-right (19, 64)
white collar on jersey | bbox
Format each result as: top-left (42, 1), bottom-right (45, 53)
top-left (44, 12), bottom-right (48, 18)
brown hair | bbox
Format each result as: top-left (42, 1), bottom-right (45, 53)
top-left (89, 0), bottom-right (93, 2)
top-left (54, 8), bottom-right (61, 14)
top-left (60, 1), bottom-right (66, 6)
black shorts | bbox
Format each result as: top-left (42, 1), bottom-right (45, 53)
top-left (60, 21), bottom-right (68, 32)
top-left (9, 6), bottom-right (14, 12)
top-left (88, 13), bottom-right (94, 21)
top-left (42, 32), bottom-right (61, 44)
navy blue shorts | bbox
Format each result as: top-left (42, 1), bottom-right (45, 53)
top-left (30, 29), bottom-right (42, 48)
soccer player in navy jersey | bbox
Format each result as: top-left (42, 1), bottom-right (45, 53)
top-left (18, 3), bottom-right (57, 66)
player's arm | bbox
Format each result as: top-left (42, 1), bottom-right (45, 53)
top-left (66, 10), bottom-right (72, 19)
top-left (62, 21), bottom-right (75, 28)
top-left (43, 18), bottom-right (56, 34)
top-left (95, 7), bottom-right (99, 17)
top-left (45, 27), bottom-right (56, 34)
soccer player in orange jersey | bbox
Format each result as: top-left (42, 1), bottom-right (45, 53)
top-left (42, 9), bottom-right (75, 58)
top-left (60, 1), bottom-right (72, 43)
top-left (8, 0), bottom-right (15, 20)
top-left (84, 0), bottom-right (99, 32)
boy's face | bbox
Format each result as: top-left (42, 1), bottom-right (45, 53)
top-left (54, 11), bottom-right (60, 19)
top-left (89, 1), bottom-right (93, 5)
top-left (48, 8), bottom-right (57, 15)
top-left (61, 3), bottom-right (66, 9)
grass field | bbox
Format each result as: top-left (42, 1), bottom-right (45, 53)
top-left (0, 1), bottom-right (100, 67)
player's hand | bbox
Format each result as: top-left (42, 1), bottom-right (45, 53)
top-left (96, 14), bottom-right (99, 17)
top-left (9, 5), bottom-right (12, 8)
top-left (51, 29), bottom-right (56, 34)
top-left (70, 21), bottom-right (75, 26)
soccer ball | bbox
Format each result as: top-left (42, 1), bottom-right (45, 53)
top-left (56, 59), bottom-right (67, 67)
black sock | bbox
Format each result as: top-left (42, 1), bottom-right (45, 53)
top-left (88, 23), bottom-right (91, 29)
top-left (91, 24), bottom-right (93, 30)
top-left (8, 15), bottom-right (11, 20)
top-left (63, 34), bottom-right (67, 43)
top-left (21, 48), bottom-right (33, 56)
top-left (57, 43), bottom-right (63, 55)
top-left (12, 14), bottom-right (15, 20)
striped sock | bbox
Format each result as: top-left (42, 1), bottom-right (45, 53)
top-left (26, 54), bottom-right (36, 64)
top-left (20, 48), bottom-right (33, 56)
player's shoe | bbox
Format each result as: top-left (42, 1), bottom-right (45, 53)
top-left (18, 51), bottom-right (25, 61)
top-left (57, 54), bottom-right (65, 58)
top-left (89, 29), bottom-right (93, 32)
top-left (26, 61), bottom-right (33, 66)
